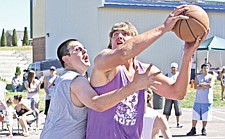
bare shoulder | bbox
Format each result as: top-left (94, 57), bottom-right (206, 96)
top-left (71, 76), bottom-right (89, 90)
top-left (70, 76), bottom-right (91, 107)
top-left (91, 66), bottom-right (118, 87)
top-left (94, 49), bottom-right (113, 62)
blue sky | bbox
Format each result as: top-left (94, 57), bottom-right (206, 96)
top-left (0, 0), bottom-right (30, 32)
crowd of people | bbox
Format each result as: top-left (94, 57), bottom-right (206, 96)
top-left (0, 4), bottom-right (224, 139)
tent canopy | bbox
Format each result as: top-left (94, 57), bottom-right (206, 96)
top-left (196, 36), bottom-right (225, 72)
top-left (197, 36), bottom-right (225, 51)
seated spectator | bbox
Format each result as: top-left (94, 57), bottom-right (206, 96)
top-left (13, 95), bottom-right (35, 137)
top-left (11, 73), bottom-right (23, 92)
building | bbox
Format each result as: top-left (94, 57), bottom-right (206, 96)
top-left (32, 0), bottom-right (225, 73)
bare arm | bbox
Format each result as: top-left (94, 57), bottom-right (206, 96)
top-left (200, 75), bottom-right (214, 88)
top-left (24, 81), bottom-right (32, 93)
top-left (95, 5), bottom-right (190, 72)
top-left (194, 76), bottom-right (203, 90)
top-left (24, 80), bottom-right (40, 93)
top-left (71, 65), bottom-right (161, 112)
top-left (143, 31), bottom-right (209, 100)
top-left (21, 103), bottom-right (33, 116)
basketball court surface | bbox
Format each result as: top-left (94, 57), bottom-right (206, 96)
top-left (1, 107), bottom-right (225, 139)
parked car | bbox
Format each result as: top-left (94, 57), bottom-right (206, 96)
top-left (23, 59), bottom-right (63, 81)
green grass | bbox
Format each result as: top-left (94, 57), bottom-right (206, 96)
top-left (0, 46), bottom-right (32, 50)
top-left (4, 88), bottom-right (46, 111)
top-left (3, 80), bottom-right (225, 112)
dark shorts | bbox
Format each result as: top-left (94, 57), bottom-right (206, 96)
top-left (163, 99), bottom-right (182, 116)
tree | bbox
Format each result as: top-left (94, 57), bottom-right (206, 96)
top-left (12, 29), bottom-right (18, 46)
top-left (1, 28), bottom-right (6, 46)
top-left (22, 27), bottom-right (29, 46)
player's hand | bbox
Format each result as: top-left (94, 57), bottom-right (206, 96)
top-left (184, 29), bottom-right (209, 57)
top-left (163, 5), bottom-right (189, 32)
top-left (132, 64), bottom-right (161, 91)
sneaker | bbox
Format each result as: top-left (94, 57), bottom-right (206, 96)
top-left (202, 128), bottom-right (207, 136)
top-left (177, 123), bottom-right (183, 128)
top-left (187, 127), bottom-right (196, 136)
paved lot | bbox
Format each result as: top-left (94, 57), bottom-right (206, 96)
top-left (1, 107), bottom-right (225, 139)
top-left (158, 107), bottom-right (225, 139)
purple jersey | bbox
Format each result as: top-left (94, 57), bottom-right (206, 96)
top-left (86, 60), bottom-right (145, 139)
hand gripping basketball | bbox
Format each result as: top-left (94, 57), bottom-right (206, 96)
top-left (173, 5), bottom-right (210, 42)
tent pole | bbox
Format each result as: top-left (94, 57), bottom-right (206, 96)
top-left (196, 52), bottom-right (198, 74)
top-left (220, 51), bottom-right (222, 67)
top-left (207, 51), bottom-right (209, 63)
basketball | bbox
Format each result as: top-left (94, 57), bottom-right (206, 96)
top-left (173, 5), bottom-right (209, 42)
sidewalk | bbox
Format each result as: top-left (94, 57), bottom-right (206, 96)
top-left (157, 107), bottom-right (225, 139)
top-left (1, 107), bottom-right (225, 139)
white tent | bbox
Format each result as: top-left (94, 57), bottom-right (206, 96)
top-left (196, 36), bottom-right (225, 72)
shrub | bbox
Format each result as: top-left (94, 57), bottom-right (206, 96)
top-left (12, 29), bottom-right (18, 46)
top-left (1, 28), bottom-right (6, 46)
top-left (22, 27), bottom-right (29, 46)
top-left (16, 66), bottom-right (21, 75)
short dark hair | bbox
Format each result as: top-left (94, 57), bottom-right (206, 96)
top-left (201, 63), bottom-right (210, 69)
top-left (14, 95), bottom-right (23, 102)
top-left (6, 98), bottom-right (12, 105)
top-left (57, 39), bottom-right (78, 68)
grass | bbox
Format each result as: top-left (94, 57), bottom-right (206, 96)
top-left (0, 46), bottom-right (32, 51)
top-left (181, 80), bottom-right (225, 108)
top-left (3, 80), bottom-right (225, 112)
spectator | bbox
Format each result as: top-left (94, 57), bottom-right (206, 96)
top-left (13, 95), bottom-right (35, 137)
top-left (43, 66), bottom-right (58, 116)
top-left (11, 72), bottom-right (23, 92)
top-left (163, 62), bottom-right (183, 128)
top-left (24, 70), bottom-right (40, 132)
top-left (143, 89), bottom-right (173, 139)
top-left (187, 63), bottom-right (215, 136)
top-left (39, 72), bottom-right (45, 88)
top-left (220, 67), bottom-right (225, 101)
top-left (204, 58), bottom-right (212, 67)
top-left (0, 82), bottom-right (6, 122)
top-left (2, 98), bottom-right (16, 137)
top-left (191, 54), bottom-right (196, 81)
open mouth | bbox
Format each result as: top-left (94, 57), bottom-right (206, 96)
top-left (83, 54), bottom-right (89, 63)
top-left (117, 41), bottom-right (123, 45)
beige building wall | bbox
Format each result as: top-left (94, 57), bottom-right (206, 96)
top-left (33, 0), bottom-right (45, 38)
top-left (32, 0), bottom-right (46, 61)
top-left (42, 0), bottom-right (225, 73)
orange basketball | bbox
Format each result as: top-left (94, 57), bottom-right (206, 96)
top-left (173, 5), bottom-right (209, 42)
